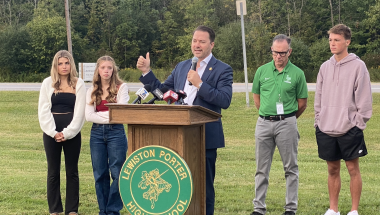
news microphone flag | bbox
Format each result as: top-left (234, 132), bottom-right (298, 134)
top-left (163, 90), bottom-right (179, 105)
top-left (132, 85), bottom-right (151, 104)
top-left (136, 87), bottom-right (150, 100)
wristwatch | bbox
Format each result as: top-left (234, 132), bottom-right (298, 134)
top-left (197, 82), bottom-right (203, 91)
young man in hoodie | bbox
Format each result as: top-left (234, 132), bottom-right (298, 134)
top-left (314, 24), bottom-right (372, 215)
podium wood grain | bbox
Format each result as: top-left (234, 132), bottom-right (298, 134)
top-left (107, 104), bottom-right (221, 215)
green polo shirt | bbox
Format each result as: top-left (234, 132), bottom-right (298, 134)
top-left (252, 60), bottom-right (308, 116)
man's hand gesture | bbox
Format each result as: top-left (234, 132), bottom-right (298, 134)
top-left (136, 52), bottom-right (151, 74)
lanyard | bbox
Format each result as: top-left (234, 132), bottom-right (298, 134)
top-left (273, 70), bottom-right (285, 102)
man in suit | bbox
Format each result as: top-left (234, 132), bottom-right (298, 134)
top-left (136, 25), bottom-right (233, 215)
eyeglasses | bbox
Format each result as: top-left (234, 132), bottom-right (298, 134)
top-left (271, 50), bottom-right (289, 57)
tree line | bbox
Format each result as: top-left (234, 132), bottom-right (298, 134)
top-left (0, 0), bottom-right (379, 82)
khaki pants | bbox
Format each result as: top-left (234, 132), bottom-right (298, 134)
top-left (253, 116), bottom-right (299, 214)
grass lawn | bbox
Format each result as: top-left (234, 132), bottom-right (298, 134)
top-left (0, 91), bottom-right (379, 215)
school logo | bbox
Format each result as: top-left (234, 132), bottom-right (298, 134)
top-left (119, 146), bottom-right (193, 215)
top-left (284, 75), bottom-right (292, 83)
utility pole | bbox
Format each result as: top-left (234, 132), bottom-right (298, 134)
top-left (236, 0), bottom-right (249, 107)
top-left (65, 0), bottom-right (72, 55)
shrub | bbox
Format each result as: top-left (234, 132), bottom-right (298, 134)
top-left (0, 26), bottom-right (32, 76)
top-left (290, 38), bottom-right (313, 82)
top-left (308, 38), bottom-right (331, 82)
top-left (119, 68), bottom-right (173, 82)
top-left (213, 22), bottom-right (245, 70)
top-left (0, 71), bottom-right (49, 82)
top-left (233, 69), bottom-right (256, 83)
top-left (21, 72), bottom-right (50, 82)
top-left (119, 68), bottom-right (143, 83)
top-left (369, 68), bottom-right (380, 82)
top-left (214, 22), bottom-right (272, 72)
top-left (361, 52), bottom-right (380, 69)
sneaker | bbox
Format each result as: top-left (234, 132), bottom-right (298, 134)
top-left (250, 212), bottom-right (263, 215)
top-left (347, 210), bottom-right (359, 215)
top-left (283, 211), bottom-right (295, 215)
top-left (324, 209), bottom-right (340, 215)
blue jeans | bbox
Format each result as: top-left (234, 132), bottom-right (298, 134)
top-left (90, 123), bottom-right (128, 215)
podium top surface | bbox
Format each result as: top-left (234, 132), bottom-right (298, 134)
top-left (106, 104), bottom-right (222, 125)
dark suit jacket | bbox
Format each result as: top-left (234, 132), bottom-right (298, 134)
top-left (139, 55), bottom-right (233, 149)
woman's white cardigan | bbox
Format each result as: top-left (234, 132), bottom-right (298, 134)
top-left (38, 77), bottom-right (86, 139)
top-left (85, 83), bottom-right (130, 124)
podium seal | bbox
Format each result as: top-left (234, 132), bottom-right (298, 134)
top-left (119, 146), bottom-right (193, 215)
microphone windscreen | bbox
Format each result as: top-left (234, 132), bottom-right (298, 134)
top-left (189, 57), bottom-right (199, 86)
top-left (192, 57), bottom-right (198, 64)
top-left (151, 88), bottom-right (164, 100)
top-left (175, 89), bottom-right (187, 99)
top-left (143, 84), bottom-right (152, 92)
top-left (160, 87), bottom-right (169, 94)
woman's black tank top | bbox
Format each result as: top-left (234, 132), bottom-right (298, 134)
top-left (51, 93), bottom-right (76, 113)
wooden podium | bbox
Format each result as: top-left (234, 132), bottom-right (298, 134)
top-left (107, 104), bottom-right (221, 215)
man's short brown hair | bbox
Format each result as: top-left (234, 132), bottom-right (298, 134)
top-left (328, 24), bottom-right (351, 40)
top-left (193, 25), bottom-right (215, 43)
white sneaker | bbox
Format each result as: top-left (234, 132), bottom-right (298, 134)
top-left (324, 209), bottom-right (340, 215)
top-left (347, 210), bottom-right (359, 215)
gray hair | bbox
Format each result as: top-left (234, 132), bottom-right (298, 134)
top-left (272, 34), bottom-right (291, 48)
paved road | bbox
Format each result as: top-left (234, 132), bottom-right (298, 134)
top-left (1, 82), bottom-right (380, 93)
top-left (0, 82), bottom-right (143, 92)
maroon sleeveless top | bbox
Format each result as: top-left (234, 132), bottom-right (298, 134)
top-left (96, 100), bottom-right (108, 112)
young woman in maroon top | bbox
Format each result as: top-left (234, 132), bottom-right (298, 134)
top-left (85, 56), bottom-right (130, 215)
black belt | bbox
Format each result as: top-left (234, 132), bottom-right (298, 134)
top-left (259, 112), bottom-right (296, 121)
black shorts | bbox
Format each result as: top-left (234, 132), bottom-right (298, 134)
top-left (316, 126), bottom-right (367, 161)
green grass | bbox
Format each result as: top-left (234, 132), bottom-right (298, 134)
top-left (2, 67), bottom-right (380, 83)
top-left (0, 91), bottom-right (379, 215)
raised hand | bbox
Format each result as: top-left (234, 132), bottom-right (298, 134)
top-left (136, 52), bottom-right (151, 74)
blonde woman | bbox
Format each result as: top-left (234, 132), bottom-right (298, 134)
top-left (85, 56), bottom-right (129, 215)
top-left (38, 50), bottom-right (86, 215)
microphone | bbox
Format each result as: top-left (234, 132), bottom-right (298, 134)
top-left (175, 89), bottom-right (188, 105)
top-left (132, 84), bottom-right (152, 104)
top-left (144, 87), bottom-right (169, 104)
top-left (163, 90), bottom-right (179, 105)
top-left (188, 57), bottom-right (198, 86)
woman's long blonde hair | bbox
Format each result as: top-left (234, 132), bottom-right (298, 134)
top-left (50, 50), bottom-right (78, 91)
top-left (90, 56), bottom-right (123, 105)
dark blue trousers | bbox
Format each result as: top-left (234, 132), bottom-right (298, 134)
top-left (206, 148), bottom-right (217, 215)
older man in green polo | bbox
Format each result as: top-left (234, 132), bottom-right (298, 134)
top-left (250, 34), bottom-right (308, 215)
